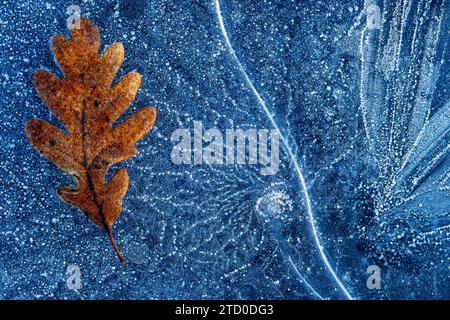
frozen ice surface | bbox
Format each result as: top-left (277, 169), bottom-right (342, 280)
top-left (0, 0), bottom-right (448, 299)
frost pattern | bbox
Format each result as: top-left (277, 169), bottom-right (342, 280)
top-left (360, 0), bottom-right (450, 271)
top-left (0, 0), bottom-right (448, 299)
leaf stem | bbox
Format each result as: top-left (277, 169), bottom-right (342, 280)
top-left (107, 227), bottom-right (126, 264)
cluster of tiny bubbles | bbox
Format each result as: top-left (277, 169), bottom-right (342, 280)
top-left (255, 186), bottom-right (293, 225)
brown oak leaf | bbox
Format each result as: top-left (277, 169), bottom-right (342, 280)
top-left (25, 18), bottom-right (156, 264)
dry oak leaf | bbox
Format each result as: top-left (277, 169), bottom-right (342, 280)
top-left (25, 18), bottom-right (156, 264)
